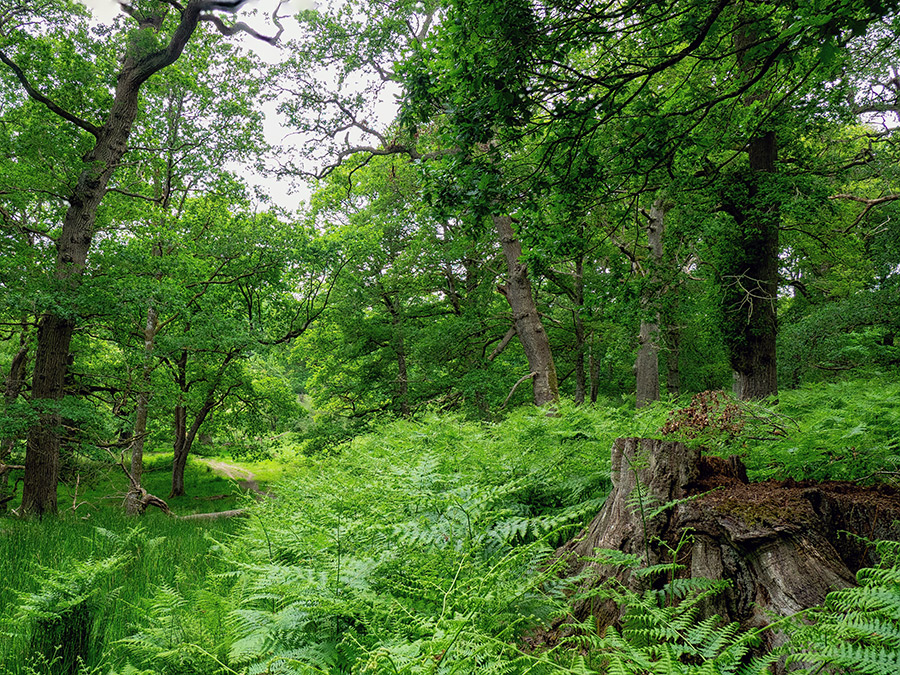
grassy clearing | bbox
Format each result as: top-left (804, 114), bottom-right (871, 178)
top-left (4, 448), bottom-right (278, 518)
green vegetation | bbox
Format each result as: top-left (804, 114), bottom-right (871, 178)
top-left (2, 386), bottom-right (899, 673)
top-left (2, 0), bottom-right (900, 672)
top-left (0, 512), bottom-right (238, 674)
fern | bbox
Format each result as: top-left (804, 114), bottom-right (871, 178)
top-left (8, 554), bottom-right (127, 675)
top-left (560, 565), bottom-right (774, 675)
top-left (783, 540), bottom-right (900, 675)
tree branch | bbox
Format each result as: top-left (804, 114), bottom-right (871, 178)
top-left (830, 193), bottom-right (900, 231)
top-left (0, 50), bottom-right (101, 137)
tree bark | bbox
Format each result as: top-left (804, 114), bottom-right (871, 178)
top-left (635, 198), bottom-right (667, 407)
top-left (493, 215), bottom-right (558, 407)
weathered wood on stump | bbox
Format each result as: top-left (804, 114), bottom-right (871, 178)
top-left (553, 437), bottom-right (900, 649)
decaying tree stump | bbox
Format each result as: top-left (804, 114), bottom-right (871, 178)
top-left (553, 437), bottom-right (900, 650)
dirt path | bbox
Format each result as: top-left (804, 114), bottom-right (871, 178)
top-left (198, 458), bottom-right (267, 496)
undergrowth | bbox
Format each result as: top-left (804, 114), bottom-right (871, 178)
top-left (5, 383), bottom-right (900, 673)
top-left (632, 377), bottom-right (900, 482)
top-left (0, 512), bottom-right (237, 674)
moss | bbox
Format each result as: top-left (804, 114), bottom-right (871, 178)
top-left (714, 496), bottom-right (808, 528)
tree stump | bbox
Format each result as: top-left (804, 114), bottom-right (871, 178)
top-left (553, 437), bottom-right (900, 650)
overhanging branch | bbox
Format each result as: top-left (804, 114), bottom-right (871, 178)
top-left (0, 50), bottom-right (101, 137)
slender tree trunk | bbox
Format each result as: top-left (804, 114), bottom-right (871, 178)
top-left (382, 293), bottom-right (410, 417)
top-left (1, 332), bottom-right (29, 513)
top-left (124, 305), bottom-right (158, 515)
top-left (171, 350), bottom-right (189, 498)
top-left (493, 215), bottom-right (558, 406)
top-left (170, 349), bottom-right (237, 497)
top-left (171, 404), bottom-right (190, 498)
top-left (635, 198), bottom-right (667, 407)
top-left (589, 330), bottom-right (600, 404)
top-left (573, 255), bottom-right (587, 405)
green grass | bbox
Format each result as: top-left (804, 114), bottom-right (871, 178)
top-left (5, 449), bottom-right (276, 518)
top-left (0, 509), bottom-right (239, 674)
top-left (0, 447), bottom-right (286, 673)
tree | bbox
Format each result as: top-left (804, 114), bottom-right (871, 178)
top-left (0, 0), bottom-right (285, 516)
top-left (298, 155), bottom-right (515, 417)
top-left (400, 0), bottom-right (900, 402)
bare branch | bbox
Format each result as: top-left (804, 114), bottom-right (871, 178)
top-left (200, 13), bottom-right (282, 44)
top-left (830, 192), bottom-right (900, 231)
top-left (501, 372), bottom-right (536, 409)
top-left (487, 326), bottom-right (517, 362)
top-left (199, 0), bottom-right (289, 45)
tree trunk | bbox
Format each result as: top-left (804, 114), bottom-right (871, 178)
top-left (124, 305), bottom-right (158, 515)
top-left (725, 129), bottom-right (779, 401)
top-left (589, 330), bottom-right (600, 404)
top-left (22, 314), bottom-right (74, 516)
top-left (1, 333), bottom-right (29, 513)
top-left (719, 24), bottom-right (780, 401)
top-left (634, 319), bottom-right (659, 406)
top-left (171, 403), bottom-right (189, 498)
top-left (171, 347), bottom-right (189, 498)
top-left (573, 255), bottom-right (586, 406)
top-left (493, 214), bottom-right (558, 407)
top-left (16, 4), bottom-right (218, 516)
top-left (551, 438), bottom-right (900, 653)
top-left (635, 198), bottom-right (667, 408)
top-left (170, 349), bottom-right (238, 497)
top-left (382, 293), bottom-right (410, 417)
top-left (662, 295), bottom-right (681, 397)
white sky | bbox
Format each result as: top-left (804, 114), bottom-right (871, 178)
top-left (76, 0), bottom-right (336, 212)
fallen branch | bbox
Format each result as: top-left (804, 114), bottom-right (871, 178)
top-left (180, 508), bottom-right (248, 520)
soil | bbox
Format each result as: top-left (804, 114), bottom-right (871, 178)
top-left (197, 459), bottom-right (271, 499)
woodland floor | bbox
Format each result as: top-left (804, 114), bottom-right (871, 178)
top-left (196, 457), bottom-right (270, 497)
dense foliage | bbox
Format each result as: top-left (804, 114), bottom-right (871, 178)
top-left (2, 388), bottom-right (899, 673)
top-left (1, 0), bottom-right (900, 672)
